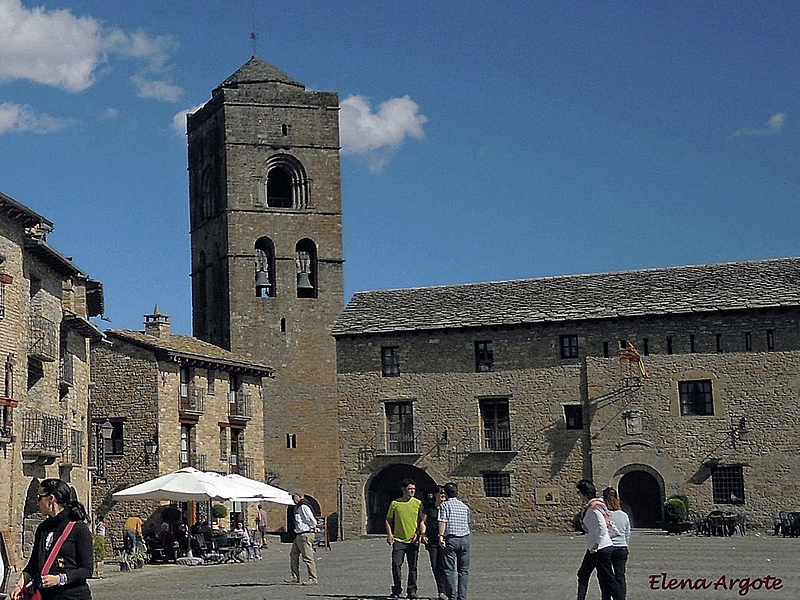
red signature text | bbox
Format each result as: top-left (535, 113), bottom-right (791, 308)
top-left (648, 572), bottom-right (783, 596)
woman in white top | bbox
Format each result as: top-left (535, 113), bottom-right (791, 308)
top-left (575, 479), bottom-right (623, 600)
top-left (602, 487), bottom-right (631, 600)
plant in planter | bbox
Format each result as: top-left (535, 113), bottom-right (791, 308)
top-left (660, 495), bottom-right (692, 534)
top-left (211, 503), bottom-right (228, 527)
top-left (131, 546), bottom-right (148, 568)
top-left (93, 533), bottom-right (106, 577)
top-left (117, 550), bottom-right (134, 571)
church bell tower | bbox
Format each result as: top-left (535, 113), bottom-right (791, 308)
top-left (187, 57), bottom-right (343, 519)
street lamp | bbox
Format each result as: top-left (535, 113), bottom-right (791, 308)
top-left (94, 419), bottom-right (113, 483)
top-left (144, 439), bottom-right (158, 464)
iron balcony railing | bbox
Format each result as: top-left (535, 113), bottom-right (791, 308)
top-left (61, 429), bottom-right (84, 465)
top-left (179, 387), bottom-right (205, 414)
top-left (29, 314), bottom-right (57, 361)
top-left (21, 411), bottom-right (65, 455)
top-left (227, 391), bottom-right (252, 419)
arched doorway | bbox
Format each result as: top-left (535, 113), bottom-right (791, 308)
top-left (617, 468), bottom-right (663, 528)
top-left (366, 465), bottom-right (438, 534)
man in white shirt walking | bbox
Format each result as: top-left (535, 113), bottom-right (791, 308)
top-left (285, 492), bottom-right (319, 586)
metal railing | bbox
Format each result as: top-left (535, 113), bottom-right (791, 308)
top-left (227, 391), bottom-right (252, 419)
top-left (61, 429), bottom-right (84, 465)
top-left (21, 411), bottom-right (65, 455)
top-left (29, 314), bottom-right (57, 361)
top-left (179, 387), bottom-right (206, 414)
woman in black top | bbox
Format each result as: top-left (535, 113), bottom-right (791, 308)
top-left (10, 478), bottom-right (93, 600)
top-left (420, 487), bottom-right (447, 600)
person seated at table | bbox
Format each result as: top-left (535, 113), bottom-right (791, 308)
top-left (160, 523), bottom-right (179, 561)
top-left (175, 521), bottom-right (190, 557)
top-left (234, 522), bottom-right (261, 560)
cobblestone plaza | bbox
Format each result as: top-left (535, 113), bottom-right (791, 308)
top-left (38, 531), bottom-right (799, 600)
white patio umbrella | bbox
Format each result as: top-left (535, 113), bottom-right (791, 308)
top-left (112, 467), bottom-right (295, 504)
top-left (111, 467), bottom-right (256, 502)
top-left (221, 473), bottom-right (294, 505)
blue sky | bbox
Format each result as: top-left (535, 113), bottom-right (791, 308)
top-left (1, 0), bottom-right (797, 335)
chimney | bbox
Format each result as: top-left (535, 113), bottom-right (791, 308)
top-left (144, 304), bottom-right (170, 337)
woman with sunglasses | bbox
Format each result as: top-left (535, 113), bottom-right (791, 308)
top-left (9, 478), bottom-right (93, 600)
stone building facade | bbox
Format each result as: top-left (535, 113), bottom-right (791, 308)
top-left (90, 308), bottom-right (274, 544)
top-left (0, 190), bottom-right (104, 562)
top-left (333, 258), bottom-right (800, 537)
top-left (186, 57), bottom-right (344, 525)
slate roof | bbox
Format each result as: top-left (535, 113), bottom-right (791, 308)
top-left (332, 257), bottom-right (800, 336)
top-left (219, 56), bottom-right (304, 89)
top-left (105, 329), bottom-right (274, 376)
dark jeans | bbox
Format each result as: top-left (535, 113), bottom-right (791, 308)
top-left (442, 535), bottom-right (470, 600)
top-left (391, 540), bottom-right (420, 596)
top-left (577, 547), bottom-right (621, 600)
top-left (425, 542), bottom-right (447, 594)
top-left (602, 546), bottom-right (628, 600)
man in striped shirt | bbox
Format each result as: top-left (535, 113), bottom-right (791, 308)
top-left (438, 482), bottom-right (471, 600)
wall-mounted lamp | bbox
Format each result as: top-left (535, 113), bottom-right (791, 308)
top-left (144, 439), bottom-right (158, 456)
top-left (729, 416), bottom-right (748, 450)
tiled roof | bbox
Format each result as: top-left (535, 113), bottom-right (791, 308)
top-left (219, 56), bottom-right (304, 89)
top-left (105, 330), bottom-right (274, 376)
top-left (332, 257), bottom-right (800, 336)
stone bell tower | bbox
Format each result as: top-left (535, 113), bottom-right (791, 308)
top-left (187, 57), bottom-right (343, 522)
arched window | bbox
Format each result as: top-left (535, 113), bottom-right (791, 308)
top-left (264, 154), bottom-right (309, 208)
top-left (254, 237), bottom-right (276, 298)
top-left (295, 238), bottom-right (317, 299)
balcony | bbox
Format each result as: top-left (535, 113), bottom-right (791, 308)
top-left (448, 426), bottom-right (517, 475)
top-left (227, 391), bottom-right (252, 423)
top-left (239, 456), bottom-right (254, 479)
top-left (358, 432), bottom-right (421, 471)
top-left (179, 387), bottom-right (205, 420)
top-left (29, 314), bottom-right (57, 362)
top-left (61, 429), bottom-right (84, 466)
top-left (21, 411), bottom-right (65, 465)
top-left (59, 353), bottom-right (74, 391)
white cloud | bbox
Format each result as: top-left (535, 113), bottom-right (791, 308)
top-left (0, 102), bottom-right (74, 134)
top-left (101, 107), bottom-right (119, 120)
top-left (0, 0), bottom-right (102, 91)
top-left (172, 103), bottom-right (206, 135)
top-left (132, 74), bottom-right (183, 103)
top-left (339, 95), bottom-right (427, 170)
top-left (0, 0), bottom-right (182, 100)
top-left (732, 112), bottom-right (786, 137)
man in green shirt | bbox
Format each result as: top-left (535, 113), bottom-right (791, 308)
top-left (386, 478), bottom-right (423, 599)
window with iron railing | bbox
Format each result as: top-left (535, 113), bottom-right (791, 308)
top-left (385, 401), bottom-right (415, 453)
top-left (480, 398), bottom-right (511, 451)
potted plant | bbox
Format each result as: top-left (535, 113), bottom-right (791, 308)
top-left (212, 503), bottom-right (228, 527)
top-left (93, 533), bottom-right (106, 577)
top-left (131, 545), bottom-right (148, 568)
top-left (660, 495), bottom-right (693, 534)
top-left (117, 550), bottom-right (133, 572)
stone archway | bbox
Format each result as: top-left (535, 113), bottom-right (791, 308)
top-left (366, 465), bottom-right (438, 534)
top-left (617, 466), bottom-right (664, 528)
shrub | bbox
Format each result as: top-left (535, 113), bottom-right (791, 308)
top-left (162, 505), bottom-right (182, 525)
top-left (212, 503), bottom-right (228, 520)
top-left (664, 496), bottom-right (689, 523)
top-left (93, 533), bottom-right (106, 560)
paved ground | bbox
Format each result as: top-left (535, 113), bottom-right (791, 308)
top-left (7, 530), bottom-right (799, 599)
